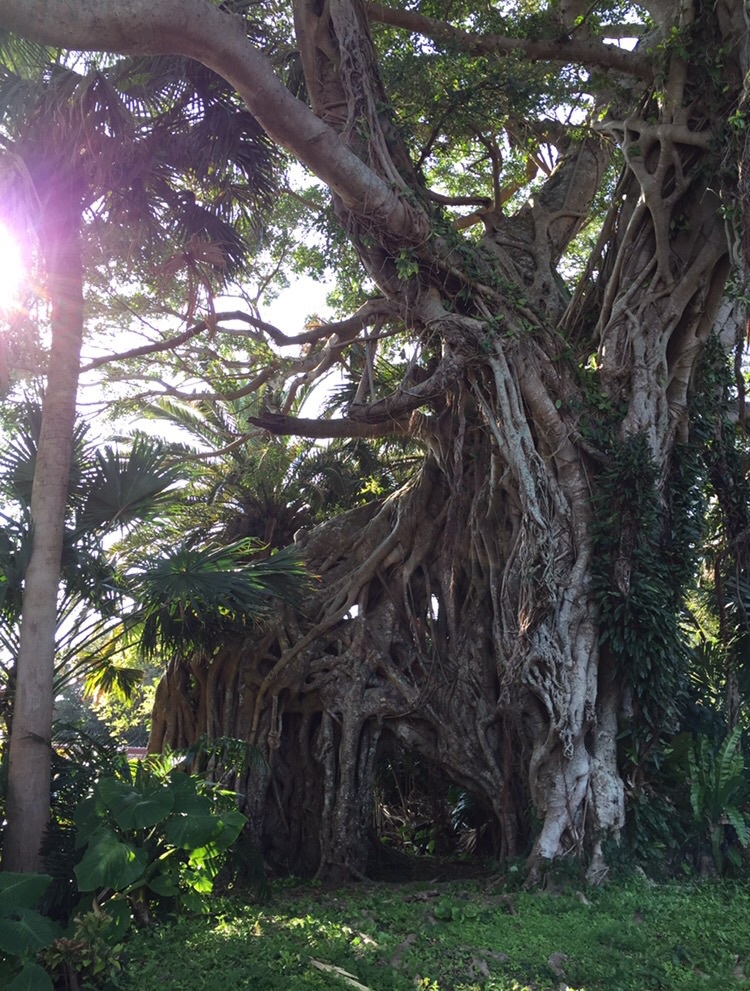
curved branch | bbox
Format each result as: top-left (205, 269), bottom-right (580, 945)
top-left (81, 320), bottom-right (211, 371)
top-left (346, 348), bottom-right (466, 424)
top-left (80, 299), bottom-right (399, 373)
top-left (0, 0), bottom-right (428, 243)
top-left (238, 299), bottom-right (400, 348)
top-left (424, 190), bottom-right (493, 208)
top-left (367, 2), bottom-right (654, 81)
top-left (246, 412), bottom-right (411, 439)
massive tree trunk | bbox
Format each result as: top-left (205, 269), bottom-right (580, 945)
top-left (149, 125), bottom-right (733, 878)
top-left (146, 0), bottom-right (741, 881)
top-left (4, 0), bottom-right (746, 878)
top-left (4, 206), bottom-right (84, 872)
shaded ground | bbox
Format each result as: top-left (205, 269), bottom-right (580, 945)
top-left (118, 875), bottom-right (750, 990)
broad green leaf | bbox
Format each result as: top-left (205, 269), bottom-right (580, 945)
top-left (189, 811), bottom-right (246, 864)
top-left (147, 874), bottom-right (180, 897)
top-left (0, 908), bottom-right (58, 955)
top-left (167, 776), bottom-right (213, 817)
top-left (99, 895), bottom-right (134, 939)
top-left (74, 831), bottom-right (149, 892)
top-left (180, 869), bottom-right (213, 894)
top-left (720, 775), bottom-right (748, 804)
top-left (164, 813), bottom-right (221, 851)
top-left (97, 775), bottom-right (174, 830)
top-left (0, 874), bottom-right (51, 913)
top-left (211, 810), bottom-right (247, 852)
top-left (717, 726), bottom-right (744, 799)
top-left (74, 796), bottom-right (105, 848)
top-left (7, 961), bottom-right (54, 991)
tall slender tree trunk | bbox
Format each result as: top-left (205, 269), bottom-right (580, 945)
top-left (3, 209), bottom-right (84, 872)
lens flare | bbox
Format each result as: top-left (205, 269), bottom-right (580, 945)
top-left (0, 223), bottom-right (25, 313)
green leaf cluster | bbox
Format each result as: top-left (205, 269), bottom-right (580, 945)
top-left (688, 725), bottom-right (750, 872)
top-left (592, 435), bottom-right (694, 726)
top-left (126, 540), bottom-right (309, 658)
top-left (0, 873), bottom-right (58, 991)
top-left (73, 759), bottom-right (246, 918)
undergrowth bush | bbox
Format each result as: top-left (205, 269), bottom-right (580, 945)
top-left (0, 736), bottom-right (252, 990)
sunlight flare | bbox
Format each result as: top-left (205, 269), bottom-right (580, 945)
top-left (0, 222), bottom-right (25, 313)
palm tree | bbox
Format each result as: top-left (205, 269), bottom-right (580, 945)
top-left (0, 35), bottom-right (278, 870)
top-left (0, 402), bottom-right (309, 771)
top-left (0, 403), bottom-right (184, 730)
top-left (138, 392), bottom-right (415, 549)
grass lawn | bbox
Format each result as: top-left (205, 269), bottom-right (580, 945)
top-left (116, 873), bottom-right (750, 991)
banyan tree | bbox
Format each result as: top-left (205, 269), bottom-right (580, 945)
top-left (3, 0), bottom-right (749, 879)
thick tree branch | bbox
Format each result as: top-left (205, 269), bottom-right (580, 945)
top-left (81, 320), bottom-right (211, 371)
top-left (367, 2), bottom-right (654, 81)
top-left (247, 412), bottom-right (410, 439)
top-left (231, 299), bottom-right (400, 348)
top-left (0, 0), bottom-right (429, 244)
top-left (425, 190), bottom-right (493, 208)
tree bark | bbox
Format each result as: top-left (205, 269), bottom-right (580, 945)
top-left (4, 209), bottom-right (84, 872)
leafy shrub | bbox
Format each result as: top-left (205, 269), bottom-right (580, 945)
top-left (688, 725), bottom-right (750, 872)
top-left (41, 726), bottom-right (126, 921)
top-left (73, 755), bottom-right (247, 923)
top-left (41, 903), bottom-right (126, 990)
top-left (0, 747), bottom-right (250, 990)
top-left (0, 872), bottom-right (59, 991)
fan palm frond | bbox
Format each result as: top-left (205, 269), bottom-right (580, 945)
top-left (77, 433), bottom-right (182, 533)
top-left (126, 540), bottom-right (310, 658)
top-left (0, 400), bottom-right (88, 508)
top-left (1, 41), bottom-right (280, 300)
top-left (0, 32), bottom-right (56, 79)
top-left (83, 658), bottom-right (144, 703)
top-left (0, 511), bottom-right (30, 626)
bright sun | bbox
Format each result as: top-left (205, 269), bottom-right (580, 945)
top-left (0, 223), bottom-right (25, 313)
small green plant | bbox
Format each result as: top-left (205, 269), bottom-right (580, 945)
top-left (73, 756), bottom-right (246, 923)
top-left (432, 895), bottom-right (481, 923)
top-left (394, 250), bottom-right (419, 280)
top-left (41, 903), bottom-right (125, 989)
top-left (0, 872), bottom-right (59, 991)
top-left (688, 725), bottom-right (750, 872)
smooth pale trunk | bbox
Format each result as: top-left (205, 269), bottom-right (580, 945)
top-left (4, 218), bottom-right (84, 872)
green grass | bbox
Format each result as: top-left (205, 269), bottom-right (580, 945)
top-left (117, 875), bottom-right (750, 991)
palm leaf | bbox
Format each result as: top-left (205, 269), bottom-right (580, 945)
top-left (83, 660), bottom-right (144, 703)
top-left (126, 540), bottom-right (309, 658)
top-left (0, 511), bottom-right (30, 624)
top-left (139, 397), bottom-right (235, 448)
top-left (77, 434), bottom-right (181, 532)
top-left (0, 400), bottom-right (88, 508)
top-left (0, 32), bottom-right (55, 79)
